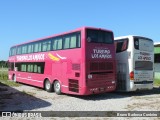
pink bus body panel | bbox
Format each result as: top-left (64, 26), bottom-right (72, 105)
top-left (8, 27), bottom-right (116, 95)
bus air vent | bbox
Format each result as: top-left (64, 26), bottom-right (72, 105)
top-left (90, 62), bottom-right (113, 71)
top-left (72, 64), bottom-right (80, 70)
top-left (69, 79), bottom-right (79, 93)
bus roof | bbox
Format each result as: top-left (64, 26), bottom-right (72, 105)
top-left (10, 26), bottom-right (113, 48)
top-left (154, 42), bottom-right (160, 46)
top-left (114, 35), bottom-right (153, 41)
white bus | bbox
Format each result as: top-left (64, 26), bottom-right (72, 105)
top-left (114, 35), bottom-right (154, 91)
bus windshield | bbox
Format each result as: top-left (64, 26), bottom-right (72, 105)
top-left (87, 29), bottom-right (113, 44)
top-left (134, 37), bottom-right (153, 52)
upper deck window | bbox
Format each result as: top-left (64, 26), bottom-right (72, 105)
top-left (87, 29), bottom-right (113, 44)
top-left (9, 47), bottom-right (16, 56)
top-left (42, 40), bottom-right (51, 52)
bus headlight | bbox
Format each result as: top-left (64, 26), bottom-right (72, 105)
top-left (112, 81), bottom-right (115, 84)
top-left (88, 74), bottom-right (92, 79)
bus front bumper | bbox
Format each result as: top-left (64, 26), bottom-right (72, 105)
top-left (79, 85), bottom-right (116, 95)
top-left (130, 81), bottom-right (153, 91)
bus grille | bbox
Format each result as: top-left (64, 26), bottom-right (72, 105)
top-left (90, 62), bottom-right (113, 71)
top-left (69, 79), bottom-right (79, 93)
top-left (72, 64), bottom-right (80, 70)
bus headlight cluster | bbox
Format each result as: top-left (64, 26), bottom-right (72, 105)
top-left (108, 86), bottom-right (114, 89)
top-left (90, 88), bottom-right (98, 91)
top-left (88, 74), bottom-right (92, 79)
top-left (112, 81), bottom-right (115, 84)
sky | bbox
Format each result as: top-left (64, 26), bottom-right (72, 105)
top-left (1, 0), bottom-right (160, 60)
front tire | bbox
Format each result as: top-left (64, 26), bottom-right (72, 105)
top-left (12, 74), bottom-right (16, 82)
top-left (54, 81), bottom-right (61, 95)
top-left (45, 80), bottom-right (53, 92)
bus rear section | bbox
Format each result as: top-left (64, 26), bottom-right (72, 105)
top-left (115, 36), bottom-right (154, 92)
top-left (132, 37), bottom-right (154, 91)
top-left (83, 28), bottom-right (116, 95)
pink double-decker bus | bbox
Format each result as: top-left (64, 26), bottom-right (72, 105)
top-left (8, 27), bottom-right (116, 95)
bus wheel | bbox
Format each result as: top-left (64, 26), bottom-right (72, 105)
top-left (12, 74), bottom-right (16, 82)
top-left (45, 79), bottom-right (53, 92)
top-left (54, 81), bottom-right (61, 95)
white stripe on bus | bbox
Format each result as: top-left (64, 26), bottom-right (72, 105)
top-left (62, 85), bottom-right (68, 87)
top-left (17, 77), bottom-right (43, 83)
top-left (17, 77), bottom-right (69, 87)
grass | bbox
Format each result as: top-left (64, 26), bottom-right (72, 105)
top-left (0, 79), bottom-right (21, 87)
top-left (154, 79), bottom-right (160, 86)
top-left (0, 68), bottom-right (21, 87)
top-left (0, 69), bottom-right (8, 80)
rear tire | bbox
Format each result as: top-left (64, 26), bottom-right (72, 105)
top-left (54, 81), bottom-right (61, 95)
top-left (45, 80), bottom-right (53, 92)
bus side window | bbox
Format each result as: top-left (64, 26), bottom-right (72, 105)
top-left (38, 66), bottom-right (41, 73)
top-left (70, 35), bottom-right (77, 48)
top-left (21, 64), bottom-right (27, 72)
top-left (64, 36), bottom-right (70, 49)
top-left (9, 47), bottom-right (16, 56)
top-left (42, 40), bottom-right (51, 52)
top-left (28, 44), bottom-right (34, 53)
top-left (27, 64), bottom-right (31, 72)
top-left (77, 33), bottom-right (81, 48)
top-left (53, 38), bottom-right (62, 50)
top-left (116, 39), bottom-right (128, 53)
top-left (22, 45), bottom-right (27, 54)
top-left (17, 46), bottom-right (22, 55)
top-left (116, 42), bottom-right (123, 53)
top-left (57, 38), bottom-right (62, 50)
top-left (37, 62), bottom-right (44, 74)
top-left (121, 40), bottom-right (127, 51)
top-left (34, 64), bottom-right (38, 73)
top-left (34, 42), bottom-right (42, 52)
top-left (53, 39), bottom-right (57, 50)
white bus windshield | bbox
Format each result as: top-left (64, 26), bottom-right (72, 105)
top-left (134, 37), bottom-right (153, 52)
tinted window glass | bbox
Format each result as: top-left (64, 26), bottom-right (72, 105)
top-left (8, 62), bottom-right (14, 71)
top-left (34, 42), bottom-right (42, 52)
top-left (17, 46), bottom-right (22, 55)
top-left (64, 37), bottom-right (70, 49)
top-left (9, 47), bottom-right (16, 56)
top-left (87, 29), bottom-right (113, 44)
top-left (63, 33), bottom-right (80, 49)
top-left (22, 45), bottom-right (27, 54)
top-left (134, 37), bottom-right (153, 52)
top-left (70, 35), bottom-right (77, 48)
top-left (42, 40), bottom-right (51, 52)
top-left (154, 54), bottom-right (160, 63)
top-left (16, 62), bottom-right (45, 74)
top-left (28, 44), bottom-right (34, 53)
top-left (135, 61), bottom-right (153, 70)
top-left (61, 32), bottom-right (81, 50)
top-left (115, 39), bottom-right (128, 53)
top-left (53, 38), bottom-right (63, 50)
top-left (77, 34), bottom-right (81, 47)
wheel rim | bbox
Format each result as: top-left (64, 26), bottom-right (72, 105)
top-left (13, 75), bottom-right (16, 82)
top-left (45, 81), bottom-right (50, 90)
top-left (55, 82), bottom-right (60, 91)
